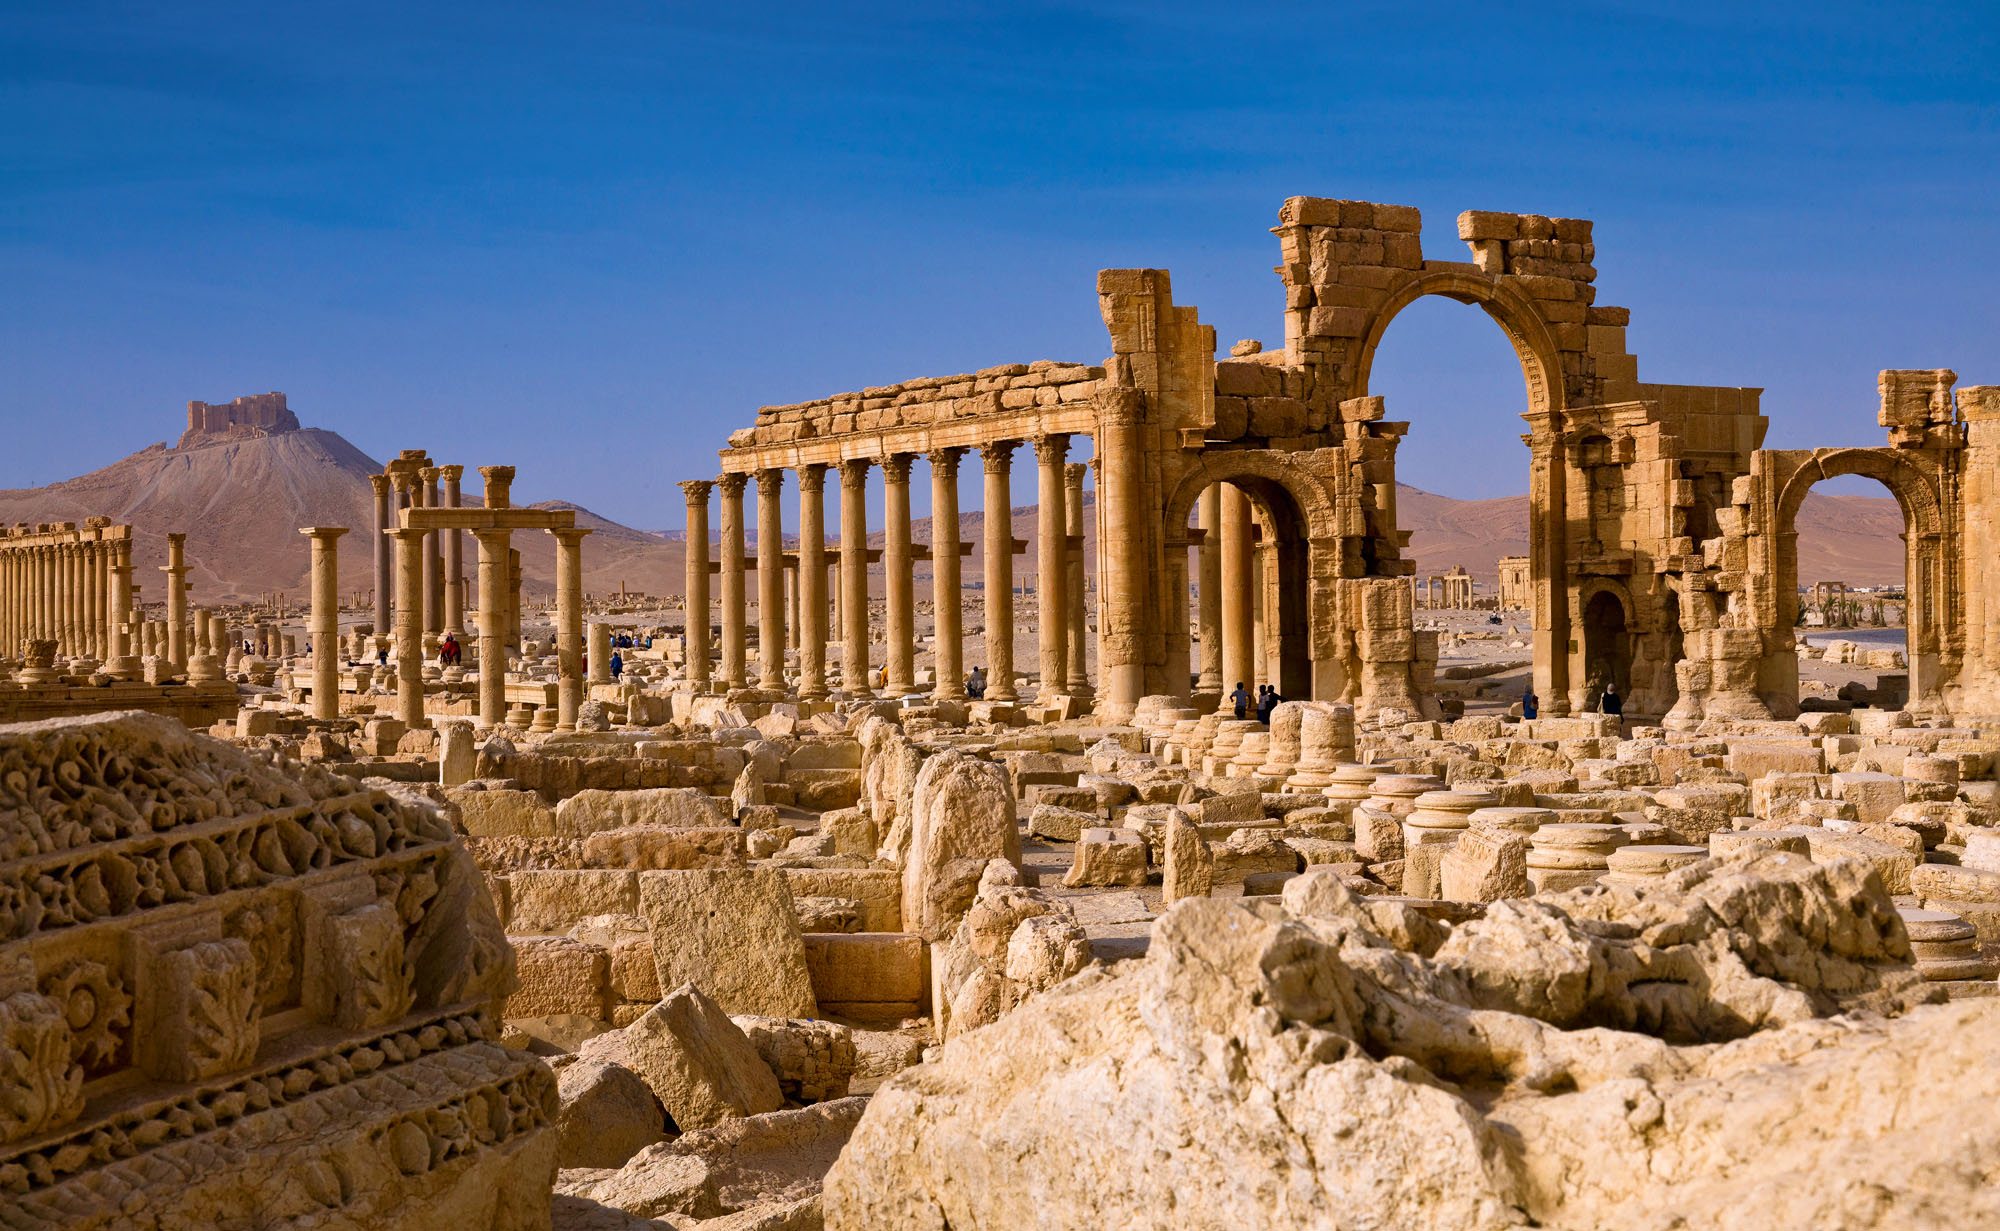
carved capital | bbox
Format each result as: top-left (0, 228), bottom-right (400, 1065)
top-left (880, 453), bottom-right (914, 484)
top-left (679, 479), bottom-right (715, 506)
top-left (838, 458), bottom-right (870, 489)
top-left (755, 468), bottom-right (785, 498)
top-left (796, 464), bottom-right (827, 495)
top-left (924, 447), bottom-right (965, 475)
top-left (979, 440), bottom-right (1017, 474)
top-left (716, 472), bottom-right (749, 498)
top-left (1032, 434), bottom-right (1070, 466)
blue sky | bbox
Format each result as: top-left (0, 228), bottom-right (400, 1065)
top-left (4, 1), bottom-right (1995, 525)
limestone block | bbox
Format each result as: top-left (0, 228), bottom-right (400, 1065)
top-left (1804, 830), bottom-right (1918, 895)
top-left (1004, 915), bottom-right (1093, 990)
top-left (556, 787), bottom-right (730, 834)
top-left (1064, 828), bottom-right (1150, 887)
top-left (1832, 772), bottom-right (1907, 826)
top-left (453, 785), bottom-right (558, 837)
top-left (795, 896), bottom-right (866, 933)
top-left (583, 825), bottom-right (744, 870)
top-left (1215, 829), bottom-right (1299, 885)
top-left (578, 984), bottom-right (784, 1132)
top-left (554, 1057), bottom-right (667, 1169)
top-left (903, 751), bottom-right (1020, 942)
top-left (1727, 742), bottom-right (1827, 780)
top-left (639, 868), bottom-right (817, 1018)
top-left (509, 870), bottom-right (640, 935)
top-left (821, 806), bottom-right (881, 857)
top-left (732, 1015), bottom-right (858, 1103)
top-left (508, 936), bottom-right (611, 1021)
top-left (781, 867), bottom-right (902, 932)
top-left (803, 933), bottom-right (927, 1019)
top-left (1440, 829), bottom-right (1531, 903)
top-left (1029, 803), bottom-right (1096, 843)
top-left (1163, 809), bottom-right (1214, 903)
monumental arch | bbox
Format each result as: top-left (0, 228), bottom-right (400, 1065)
top-left (699, 196), bottom-right (1993, 722)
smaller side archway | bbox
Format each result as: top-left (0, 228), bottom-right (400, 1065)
top-left (1764, 447), bottom-right (1952, 713)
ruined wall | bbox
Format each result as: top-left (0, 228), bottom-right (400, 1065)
top-left (0, 712), bottom-right (557, 1229)
top-left (180, 392), bottom-right (301, 448)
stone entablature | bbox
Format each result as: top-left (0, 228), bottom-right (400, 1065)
top-left (726, 361), bottom-right (1105, 464)
top-left (0, 712), bottom-right (555, 1227)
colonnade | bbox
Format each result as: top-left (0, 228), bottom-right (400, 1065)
top-left (370, 452), bottom-right (469, 655)
top-left (0, 522), bottom-right (139, 674)
top-left (684, 435), bottom-right (1094, 703)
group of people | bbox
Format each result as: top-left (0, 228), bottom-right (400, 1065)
top-left (1229, 681), bottom-right (1285, 724)
top-left (1518, 680), bottom-right (1621, 720)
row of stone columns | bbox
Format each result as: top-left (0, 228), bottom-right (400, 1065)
top-left (0, 526), bottom-right (139, 671)
top-left (682, 436), bottom-right (1093, 703)
top-left (370, 457), bottom-right (468, 652)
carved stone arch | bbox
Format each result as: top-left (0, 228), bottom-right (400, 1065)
top-left (1773, 448), bottom-right (1944, 541)
top-left (1161, 448), bottom-right (1343, 543)
top-left (1347, 268), bottom-right (1568, 417)
top-left (1767, 446), bottom-right (1951, 708)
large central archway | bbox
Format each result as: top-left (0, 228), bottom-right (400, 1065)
top-left (1347, 268), bottom-right (1577, 711)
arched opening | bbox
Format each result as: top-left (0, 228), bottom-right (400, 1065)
top-left (1170, 456), bottom-right (1331, 712)
top-left (1364, 292), bottom-right (1544, 713)
top-left (1581, 589), bottom-right (1631, 708)
top-left (1777, 468), bottom-right (1925, 712)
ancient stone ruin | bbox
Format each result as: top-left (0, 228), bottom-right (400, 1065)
top-left (4, 194), bottom-right (1998, 1229)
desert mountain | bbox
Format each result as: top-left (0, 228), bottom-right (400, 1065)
top-left (0, 400), bottom-right (1908, 608)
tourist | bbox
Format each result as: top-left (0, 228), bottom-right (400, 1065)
top-left (609, 650), bottom-right (623, 681)
top-left (1600, 681), bottom-right (1623, 716)
top-left (1257, 685), bottom-right (1281, 724)
top-left (1230, 681), bottom-right (1251, 719)
top-left (1521, 687), bottom-right (1538, 720)
top-left (966, 666), bottom-right (986, 699)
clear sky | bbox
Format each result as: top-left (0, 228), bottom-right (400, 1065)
top-left (4, 1), bottom-right (1995, 526)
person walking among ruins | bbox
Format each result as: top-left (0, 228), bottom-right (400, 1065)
top-left (966, 665), bottom-right (987, 699)
top-left (1521, 687), bottom-right (1538, 720)
top-left (1257, 685), bottom-right (1281, 724)
top-left (1599, 681), bottom-right (1622, 717)
top-left (609, 649), bottom-right (623, 681)
top-left (1230, 681), bottom-right (1252, 719)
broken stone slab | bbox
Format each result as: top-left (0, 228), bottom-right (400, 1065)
top-left (577, 983), bottom-right (784, 1133)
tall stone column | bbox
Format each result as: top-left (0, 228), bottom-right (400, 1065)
top-left (1033, 435), bottom-right (1069, 702)
top-left (105, 540), bottom-right (137, 679)
top-left (470, 528), bottom-right (510, 730)
top-left (391, 526), bottom-right (429, 729)
top-left (162, 533), bottom-right (190, 670)
top-left (718, 473), bottom-right (748, 689)
top-left (1219, 485), bottom-right (1254, 699)
top-left (88, 541), bottom-right (107, 660)
top-left (797, 465), bottom-right (828, 699)
top-left (980, 441), bottom-right (1018, 702)
top-left (928, 449), bottom-right (965, 700)
top-left (680, 480), bottom-right (713, 689)
top-left (370, 474), bottom-right (393, 642)
top-left (1197, 484), bottom-right (1223, 694)
top-left (1164, 534), bottom-right (1192, 698)
top-left (441, 464), bottom-right (465, 638)
top-left (301, 527), bottom-right (348, 720)
top-left (550, 527), bottom-right (592, 731)
top-left (839, 459), bottom-right (873, 695)
top-left (41, 543), bottom-right (55, 643)
top-left (56, 541), bottom-right (74, 657)
top-left (506, 546), bottom-right (524, 657)
top-left (1094, 391), bottom-right (1146, 718)
top-left (755, 468), bottom-right (787, 690)
top-left (419, 467), bottom-right (442, 637)
top-left (882, 454), bottom-right (915, 696)
top-left (1065, 462), bottom-right (1092, 699)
